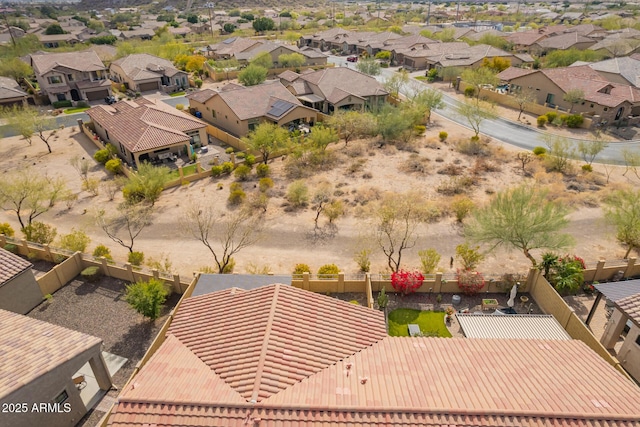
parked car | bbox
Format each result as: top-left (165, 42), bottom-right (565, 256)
top-left (105, 95), bottom-right (117, 105)
top-left (346, 56), bottom-right (358, 62)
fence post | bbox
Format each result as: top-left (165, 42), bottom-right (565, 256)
top-left (435, 272), bottom-right (442, 293)
top-left (152, 269), bottom-right (160, 280)
top-left (44, 244), bottom-right (53, 262)
top-left (365, 273), bottom-right (373, 309)
top-left (126, 263), bottom-right (135, 282)
top-left (525, 267), bottom-right (538, 293)
top-left (53, 265), bottom-right (65, 290)
top-left (624, 257), bottom-right (636, 278)
top-left (21, 239), bottom-right (29, 255)
top-left (0, 234), bottom-right (5, 246)
top-left (594, 259), bottom-right (605, 282)
top-left (338, 272), bottom-right (345, 293)
top-left (302, 272), bottom-right (310, 290)
top-left (230, 152), bottom-right (236, 166)
top-left (73, 252), bottom-right (84, 270)
top-left (196, 161), bottom-right (202, 173)
top-left (101, 257), bottom-right (109, 275)
top-left (173, 274), bottom-right (181, 294)
top-left (178, 166), bottom-right (184, 179)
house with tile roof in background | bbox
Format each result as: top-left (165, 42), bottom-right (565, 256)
top-left (27, 51), bottom-right (112, 104)
top-left (585, 56), bottom-right (640, 88)
top-left (104, 283), bottom-right (640, 426)
top-left (109, 53), bottom-right (188, 94)
top-left (0, 76), bottom-right (29, 108)
top-left (87, 98), bottom-right (207, 167)
top-left (0, 248), bottom-right (41, 314)
top-left (0, 309), bottom-right (113, 427)
top-left (186, 81), bottom-right (317, 137)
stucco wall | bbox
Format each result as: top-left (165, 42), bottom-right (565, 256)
top-left (0, 269), bottom-right (43, 314)
top-left (618, 324), bottom-right (640, 382)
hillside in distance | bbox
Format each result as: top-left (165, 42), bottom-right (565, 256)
top-left (78, 0), bottom-right (328, 11)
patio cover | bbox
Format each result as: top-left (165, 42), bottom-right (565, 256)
top-left (192, 274), bottom-right (292, 297)
top-left (594, 279), bottom-right (640, 302)
top-left (456, 314), bottom-right (571, 340)
top-left (297, 94), bottom-right (324, 103)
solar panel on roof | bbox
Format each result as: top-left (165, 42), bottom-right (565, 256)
top-left (267, 100), bottom-right (295, 118)
top-left (222, 37), bottom-right (237, 44)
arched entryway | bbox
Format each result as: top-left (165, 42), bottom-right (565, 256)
top-left (70, 89), bottom-right (81, 102)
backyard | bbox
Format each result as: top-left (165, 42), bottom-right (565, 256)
top-left (388, 308), bottom-right (452, 337)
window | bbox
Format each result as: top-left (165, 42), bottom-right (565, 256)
top-left (604, 107), bottom-right (608, 111)
top-left (105, 130), bottom-right (110, 140)
top-left (636, 333), bottom-right (640, 347)
top-left (119, 143), bottom-right (125, 154)
top-left (186, 130), bottom-right (201, 144)
top-left (56, 93), bottom-right (66, 101)
top-left (67, 74), bottom-right (74, 81)
top-left (212, 110), bottom-right (216, 118)
top-left (53, 390), bottom-right (68, 405)
top-left (47, 76), bottom-right (63, 84)
top-left (590, 104), bottom-right (594, 108)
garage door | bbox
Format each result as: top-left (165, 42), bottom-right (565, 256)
top-left (139, 82), bottom-right (160, 92)
top-left (86, 89), bottom-right (110, 101)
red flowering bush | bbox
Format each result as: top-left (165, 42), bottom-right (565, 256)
top-left (391, 269), bottom-right (425, 295)
top-left (456, 269), bottom-right (486, 295)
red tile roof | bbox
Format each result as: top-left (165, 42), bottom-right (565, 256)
top-left (0, 309), bottom-right (102, 399)
top-left (497, 66), bottom-right (537, 81)
top-left (617, 293), bottom-right (640, 326)
top-left (0, 248), bottom-right (32, 284)
top-left (108, 284), bottom-right (640, 427)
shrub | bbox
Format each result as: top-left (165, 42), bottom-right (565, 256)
top-left (222, 258), bottom-right (235, 273)
top-left (105, 158), bottom-right (122, 174)
top-left (125, 278), bottom-right (168, 320)
top-left (4, 243), bottom-right (17, 253)
top-left (551, 255), bottom-right (584, 294)
top-left (93, 148), bottom-right (111, 164)
top-left (391, 269), bottom-right (425, 295)
top-left (81, 266), bottom-right (102, 282)
top-left (0, 222), bottom-right (15, 237)
top-left (455, 243), bottom-right (484, 270)
top-left (194, 78), bottom-right (203, 88)
top-left (258, 177), bottom-right (274, 192)
top-left (532, 146), bottom-right (547, 155)
top-left (439, 131), bottom-right (448, 142)
top-left (22, 222), bottom-right (57, 244)
top-left (175, 104), bottom-right (184, 110)
top-left (377, 287), bottom-right (389, 309)
top-left (456, 269), bottom-right (485, 295)
top-left (545, 111), bottom-right (558, 123)
top-left (418, 248), bottom-right (441, 274)
top-left (355, 249), bottom-right (371, 273)
top-left (221, 161), bottom-right (234, 174)
top-left (565, 114), bottom-right (584, 128)
top-left (52, 100), bottom-right (72, 108)
top-left (287, 180), bottom-right (309, 207)
top-left (236, 152), bottom-right (246, 159)
top-left (92, 244), bottom-right (113, 260)
top-left (58, 229), bottom-right (91, 252)
top-left (349, 300), bottom-right (360, 305)
top-left (244, 154), bottom-right (256, 167)
top-left (234, 164), bottom-right (252, 181)
top-left (414, 125), bottom-right (426, 135)
top-left (211, 165), bottom-right (223, 177)
top-left (228, 188), bottom-right (246, 205)
top-left (451, 196), bottom-right (474, 222)
top-left (256, 163), bottom-right (270, 178)
top-left (318, 263), bottom-right (340, 275)
top-left (128, 251), bottom-right (144, 266)
top-left (225, 147), bottom-right (235, 154)
top-left (581, 164), bottom-right (593, 172)
top-left (464, 87), bottom-right (476, 97)
top-left (293, 263), bottom-right (311, 274)
top-left (537, 115), bottom-right (547, 127)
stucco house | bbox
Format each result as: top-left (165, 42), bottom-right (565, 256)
top-left (187, 81), bottom-right (317, 137)
top-left (110, 54), bottom-right (188, 93)
top-left (87, 97), bottom-right (207, 167)
top-left (0, 76), bottom-right (29, 107)
top-left (283, 67), bottom-right (388, 114)
top-left (0, 309), bottom-right (112, 427)
top-left (0, 248), bottom-right (42, 314)
top-left (27, 51), bottom-right (111, 104)
top-left (105, 283), bottom-right (640, 426)
top-left (497, 65), bottom-right (640, 125)
top-left (234, 40), bottom-right (328, 67)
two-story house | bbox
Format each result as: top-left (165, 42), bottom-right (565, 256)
top-left (110, 54), bottom-right (188, 94)
top-left (27, 51), bottom-right (111, 104)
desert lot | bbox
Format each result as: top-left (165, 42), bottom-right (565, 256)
top-left (0, 112), bottom-right (637, 277)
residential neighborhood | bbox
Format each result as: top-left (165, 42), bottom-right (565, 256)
top-left (2, 1), bottom-right (640, 427)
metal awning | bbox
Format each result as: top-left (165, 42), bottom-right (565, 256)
top-left (456, 314), bottom-right (571, 340)
top-left (297, 94), bottom-right (324, 103)
top-left (594, 279), bottom-right (640, 302)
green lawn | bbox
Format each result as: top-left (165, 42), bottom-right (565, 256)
top-left (168, 163), bottom-right (198, 180)
top-left (387, 308), bottom-right (452, 337)
top-left (414, 76), bottom-right (428, 81)
top-left (170, 91), bottom-right (186, 97)
top-left (63, 107), bottom-right (90, 114)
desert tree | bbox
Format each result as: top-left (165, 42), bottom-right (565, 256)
top-left (278, 52), bottom-right (305, 68)
top-left (516, 152), bottom-right (534, 175)
top-left (577, 135), bottom-right (608, 166)
top-left (456, 99), bottom-right (497, 138)
top-left (544, 135), bottom-right (574, 173)
top-left (95, 204), bottom-right (153, 253)
top-left (308, 125), bottom-right (338, 152)
top-left (0, 57), bottom-right (33, 83)
top-left (250, 51), bottom-right (273, 69)
top-left (0, 105), bottom-right (56, 153)
top-left (440, 66), bottom-right (462, 87)
top-left (383, 70), bottom-right (409, 97)
top-left (242, 122), bottom-right (290, 164)
top-left (376, 104), bottom-right (416, 143)
top-left (603, 189), bottom-right (640, 258)
top-left (562, 89), bottom-right (584, 113)
top-left (311, 182), bottom-right (333, 228)
top-left (183, 203), bottom-right (263, 274)
top-left (621, 147), bottom-right (640, 179)
top-left (325, 110), bottom-right (376, 146)
top-left (238, 64), bottom-right (268, 86)
top-left (461, 67), bottom-right (498, 101)
top-left (356, 58), bottom-right (381, 76)
top-left (122, 162), bottom-right (171, 206)
top-left (369, 192), bottom-right (428, 272)
top-left (70, 155), bottom-right (90, 183)
top-left (408, 84), bottom-right (444, 124)
top-left (0, 171), bottom-right (65, 231)
top-left (465, 185), bottom-right (574, 266)
top-left (125, 278), bottom-right (168, 321)
top-left (512, 87), bottom-right (537, 120)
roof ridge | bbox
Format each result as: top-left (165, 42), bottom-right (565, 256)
top-left (250, 284), bottom-right (281, 402)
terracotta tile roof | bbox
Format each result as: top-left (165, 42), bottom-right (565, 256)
top-left (277, 70), bottom-right (300, 82)
top-left (297, 67), bottom-right (388, 101)
top-left (497, 66), bottom-right (537, 80)
top-left (87, 98), bottom-right (205, 153)
top-left (536, 32), bottom-right (596, 50)
top-left (166, 284), bottom-right (387, 402)
top-left (186, 88), bottom-right (216, 103)
top-left (29, 50), bottom-right (106, 75)
top-left (0, 76), bottom-right (27, 100)
top-left (505, 30), bottom-right (547, 46)
top-left (207, 37), bottom-right (263, 57)
top-left (0, 248), bottom-right (32, 284)
top-left (0, 309), bottom-right (101, 399)
top-left (617, 293), bottom-right (640, 326)
top-left (589, 56), bottom-right (640, 87)
top-left (110, 53), bottom-right (182, 82)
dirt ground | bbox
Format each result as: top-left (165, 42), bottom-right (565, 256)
top-left (0, 110), bottom-right (638, 278)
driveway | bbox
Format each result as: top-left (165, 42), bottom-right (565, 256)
top-left (327, 55), bottom-right (639, 164)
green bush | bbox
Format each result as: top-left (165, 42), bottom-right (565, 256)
top-left (175, 103), bottom-right (184, 111)
top-left (211, 165), bottom-right (223, 177)
top-left (439, 131), bottom-right (448, 142)
top-left (0, 222), bottom-right (15, 237)
top-left (566, 114), bottom-right (584, 128)
top-left (537, 115), bottom-right (547, 127)
top-left (293, 263), bottom-right (311, 274)
top-left (222, 258), bottom-right (235, 273)
top-left (52, 100), bottom-right (72, 108)
top-left (81, 266), bottom-right (102, 282)
top-left (94, 149), bottom-right (111, 164)
top-left (414, 125), bottom-right (426, 135)
top-left (236, 151), bottom-right (246, 159)
top-left (76, 101), bottom-right (89, 108)
top-left (225, 147), bottom-right (235, 154)
top-left (318, 263), bottom-right (340, 275)
top-left (582, 164), bottom-right (593, 172)
top-left (256, 163), bottom-right (270, 178)
top-left (545, 111), bottom-right (558, 123)
top-left (221, 162), bottom-right (234, 174)
top-left (58, 229), bottom-right (91, 252)
top-left (559, 114), bottom-right (569, 124)
top-left (105, 158), bottom-right (122, 174)
top-left (128, 251), bottom-right (144, 266)
top-left (3, 243), bottom-right (17, 253)
top-left (244, 154), bottom-right (256, 167)
top-left (259, 177), bottom-right (274, 192)
top-left (92, 244), bottom-right (113, 260)
top-left (22, 222), bottom-right (57, 244)
top-left (532, 146), bottom-right (547, 155)
top-left (464, 87), bottom-right (476, 98)
top-left (125, 278), bottom-right (168, 320)
top-left (234, 164), bottom-right (251, 181)
top-left (194, 78), bottom-right (203, 88)
top-left (228, 188), bottom-right (246, 205)
top-left (287, 180), bottom-right (309, 207)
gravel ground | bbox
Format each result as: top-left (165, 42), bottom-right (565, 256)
top-left (27, 275), bottom-right (180, 427)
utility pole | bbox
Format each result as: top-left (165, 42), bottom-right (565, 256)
top-left (456, 1), bottom-right (460, 23)
top-left (205, 2), bottom-right (215, 39)
top-left (1, 9), bottom-right (16, 48)
top-left (426, 0), bottom-right (431, 25)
